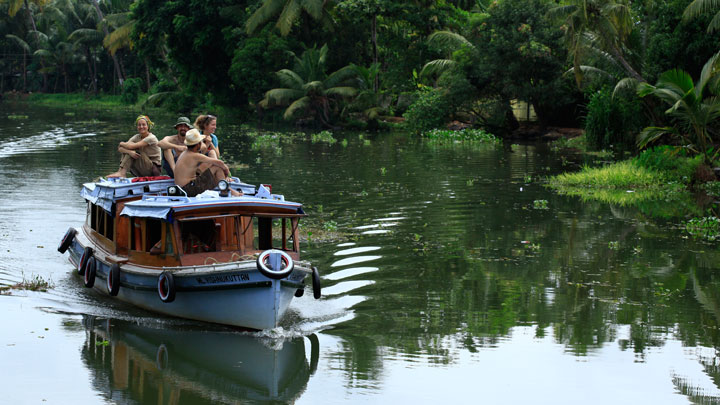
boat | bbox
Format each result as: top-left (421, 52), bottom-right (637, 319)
top-left (58, 176), bottom-right (321, 330)
top-left (79, 316), bottom-right (317, 403)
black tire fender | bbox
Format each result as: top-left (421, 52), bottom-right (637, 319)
top-left (83, 257), bottom-right (96, 288)
top-left (312, 266), bottom-right (321, 299)
top-left (58, 228), bottom-right (76, 253)
top-left (78, 246), bottom-right (93, 275)
top-left (107, 263), bottom-right (120, 296)
top-left (158, 272), bottom-right (176, 303)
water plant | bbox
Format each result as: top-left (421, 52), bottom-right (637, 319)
top-left (1, 273), bottom-right (54, 294)
top-left (323, 220), bottom-right (338, 231)
top-left (8, 115), bottom-right (28, 119)
top-left (310, 130), bottom-right (337, 144)
top-left (685, 216), bottom-right (720, 241)
top-left (422, 128), bottom-right (501, 143)
top-left (380, 167), bottom-right (387, 176)
top-left (608, 241), bottom-right (619, 250)
top-left (533, 199), bottom-right (549, 209)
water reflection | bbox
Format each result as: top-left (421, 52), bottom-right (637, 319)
top-left (77, 316), bottom-right (317, 404)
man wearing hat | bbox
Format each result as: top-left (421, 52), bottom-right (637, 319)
top-left (174, 129), bottom-right (242, 197)
top-left (158, 116), bottom-right (192, 178)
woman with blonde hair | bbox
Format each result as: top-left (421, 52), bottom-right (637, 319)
top-left (194, 114), bottom-right (220, 157)
top-left (107, 115), bottom-right (162, 178)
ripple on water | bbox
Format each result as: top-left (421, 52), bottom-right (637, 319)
top-left (322, 280), bottom-right (375, 296)
top-left (324, 267), bottom-right (379, 281)
top-left (331, 255), bottom-right (382, 267)
top-left (334, 246), bottom-right (381, 256)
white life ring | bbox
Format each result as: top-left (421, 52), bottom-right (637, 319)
top-left (256, 250), bottom-right (294, 279)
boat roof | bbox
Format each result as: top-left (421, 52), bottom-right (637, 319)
top-left (81, 177), bottom-right (262, 215)
top-left (120, 193), bottom-right (304, 221)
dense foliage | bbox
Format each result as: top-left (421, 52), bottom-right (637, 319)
top-left (2, 0), bottom-right (720, 150)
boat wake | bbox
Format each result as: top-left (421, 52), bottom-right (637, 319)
top-left (0, 127), bottom-right (89, 158)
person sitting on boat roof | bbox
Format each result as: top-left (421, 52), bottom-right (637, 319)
top-left (174, 129), bottom-right (242, 197)
top-left (194, 114), bottom-right (220, 157)
top-left (107, 115), bottom-right (162, 178)
top-left (158, 116), bottom-right (192, 178)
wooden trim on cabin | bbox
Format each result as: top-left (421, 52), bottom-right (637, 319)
top-left (84, 224), bottom-right (115, 253)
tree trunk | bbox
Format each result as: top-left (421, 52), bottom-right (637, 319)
top-left (371, 14), bottom-right (378, 93)
top-left (85, 46), bottom-right (96, 94)
top-left (610, 45), bottom-right (645, 83)
top-left (144, 59), bottom-right (151, 92)
top-left (91, 0), bottom-right (124, 86)
top-left (22, 50), bottom-right (26, 92)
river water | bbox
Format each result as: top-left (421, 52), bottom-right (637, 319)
top-left (1, 104), bottom-right (719, 404)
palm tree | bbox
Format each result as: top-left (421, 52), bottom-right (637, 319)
top-left (260, 44), bottom-right (358, 127)
top-left (2, 0), bottom-right (49, 32)
top-left (637, 51), bottom-right (720, 164)
top-left (548, 0), bottom-right (643, 89)
top-left (683, 0), bottom-right (720, 32)
top-left (5, 34), bottom-right (30, 91)
top-left (420, 30), bottom-right (478, 80)
top-left (245, 0), bottom-right (333, 37)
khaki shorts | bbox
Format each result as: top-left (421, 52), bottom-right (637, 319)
top-left (181, 169), bottom-right (216, 197)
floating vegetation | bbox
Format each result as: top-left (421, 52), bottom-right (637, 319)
top-left (608, 241), bottom-right (619, 250)
top-left (550, 134), bottom-right (613, 158)
top-left (533, 199), bottom-right (548, 209)
top-left (310, 130), bottom-right (336, 144)
top-left (422, 128), bottom-right (501, 143)
top-left (7, 114), bottom-right (28, 120)
top-left (685, 216), bottom-right (720, 241)
top-left (380, 167), bottom-right (387, 176)
top-left (0, 273), bottom-right (54, 294)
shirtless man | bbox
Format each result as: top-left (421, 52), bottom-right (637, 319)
top-left (158, 116), bottom-right (191, 177)
top-left (174, 129), bottom-right (242, 197)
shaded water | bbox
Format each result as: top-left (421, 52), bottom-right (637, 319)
top-left (1, 104), bottom-right (720, 404)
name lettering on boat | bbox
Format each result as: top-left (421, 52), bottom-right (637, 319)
top-left (196, 273), bottom-right (250, 284)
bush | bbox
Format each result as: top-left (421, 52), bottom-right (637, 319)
top-left (584, 87), bottom-right (646, 152)
top-left (403, 88), bottom-right (452, 134)
top-left (633, 146), bottom-right (703, 181)
top-left (121, 78), bottom-right (143, 105)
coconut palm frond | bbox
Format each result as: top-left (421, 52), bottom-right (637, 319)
top-left (263, 88), bottom-right (304, 107)
top-left (427, 31), bottom-right (476, 54)
top-left (420, 59), bottom-right (456, 79)
top-left (303, 80), bottom-right (325, 93)
top-left (277, 0), bottom-right (301, 36)
top-left (325, 86), bottom-right (357, 98)
top-left (104, 11), bottom-right (132, 28)
top-left (698, 51), bottom-right (720, 94)
top-left (302, 0), bottom-right (324, 20)
top-left (637, 126), bottom-right (678, 149)
top-left (613, 77), bottom-right (640, 98)
top-left (275, 69), bottom-right (305, 89)
top-left (577, 65), bottom-right (614, 79)
top-left (546, 4), bottom-right (577, 20)
top-left (283, 96), bottom-right (311, 119)
top-left (683, 0), bottom-right (720, 21)
top-left (103, 21), bottom-right (134, 54)
top-left (5, 34), bottom-right (31, 52)
top-left (245, 0), bottom-right (285, 34)
top-left (326, 65), bottom-right (357, 88)
top-left (33, 49), bottom-right (53, 58)
top-left (68, 28), bottom-right (103, 44)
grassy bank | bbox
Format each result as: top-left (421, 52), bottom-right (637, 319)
top-left (21, 92), bottom-right (148, 109)
top-left (547, 146), bottom-right (704, 211)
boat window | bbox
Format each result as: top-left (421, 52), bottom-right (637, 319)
top-left (180, 219), bottom-right (219, 254)
top-left (145, 219), bottom-right (162, 253)
top-left (88, 203), bottom-right (114, 241)
top-left (253, 217), bottom-right (297, 251)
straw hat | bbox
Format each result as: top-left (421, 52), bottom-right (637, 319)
top-left (185, 129), bottom-right (203, 146)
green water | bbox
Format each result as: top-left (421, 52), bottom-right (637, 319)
top-left (1, 104), bottom-right (719, 404)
